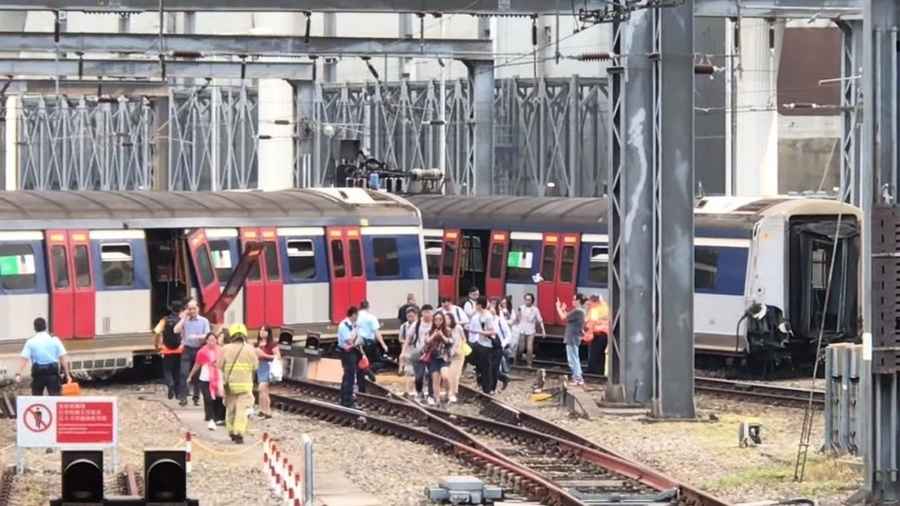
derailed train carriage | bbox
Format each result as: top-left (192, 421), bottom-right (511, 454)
top-left (409, 194), bottom-right (861, 364)
top-left (0, 188), bottom-right (427, 374)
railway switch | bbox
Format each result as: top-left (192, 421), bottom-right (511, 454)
top-left (425, 476), bottom-right (503, 504)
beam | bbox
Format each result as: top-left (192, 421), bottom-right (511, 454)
top-left (0, 32), bottom-right (493, 60)
top-left (0, 0), bottom-right (606, 14)
top-left (0, 58), bottom-right (313, 80)
top-left (694, 0), bottom-right (862, 18)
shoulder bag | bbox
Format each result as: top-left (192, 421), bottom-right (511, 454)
top-left (223, 343), bottom-right (246, 395)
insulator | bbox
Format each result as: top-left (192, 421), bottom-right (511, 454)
top-left (577, 52), bottom-right (612, 61)
top-left (694, 63), bottom-right (716, 75)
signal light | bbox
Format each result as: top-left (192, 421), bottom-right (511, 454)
top-left (144, 450), bottom-right (187, 503)
top-left (62, 450), bottom-right (104, 503)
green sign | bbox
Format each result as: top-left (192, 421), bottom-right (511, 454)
top-left (0, 256), bottom-right (20, 276)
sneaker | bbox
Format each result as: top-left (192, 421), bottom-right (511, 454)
top-left (215, 420), bottom-right (225, 426)
top-left (178, 399), bottom-right (188, 407)
top-left (167, 390), bottom-right (175, 400)
top-left (207, 420), bottom-right (215, 431)
top-left (448, 395), bottom-right (457, 403)
top-left (414, 394), bottom-right (424, 403)
top-left (426, 397), bottom-right (436, 406)
top-left (193, 397), bottom-right (200, 406)
top-left (500, 377), bottom-right (510, 392)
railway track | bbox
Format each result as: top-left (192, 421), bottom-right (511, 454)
top-left (514, 363), bottom-right (824, 408)
top-left (273, 379), bottom-right (728, 506)
top-left (0, 393), bottom-right (15, 419)
top-left (0, 466), bottom-right (13, 506)
top-left (118, 464), bottom-right (141, 497)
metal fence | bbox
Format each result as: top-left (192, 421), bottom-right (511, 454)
top-left (824, 343), bottom-right (864, 456)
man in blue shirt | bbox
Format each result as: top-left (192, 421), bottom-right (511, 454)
top-left (16, 317), bottom-right (71, 395)
top-left (174, 299), bottom-right (211, 406)
top-left (337, 306), bottom-right (363, 408)
top-left (357, 300), bottom-right (388, 373)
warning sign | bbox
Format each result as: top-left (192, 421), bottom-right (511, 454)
top-left (17, 396), bottom-right (117, 449)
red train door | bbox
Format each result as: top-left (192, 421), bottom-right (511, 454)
top-left (556, 234), bottom-right (581, 314)
top-left (438, 229), bottom-right (460, 302)
top-left (240, 228), bottom-right (265, 329)
top-left (485, 230), bottom-right (509, 299)
top-left (260, 228), bottom-right (284, 328)
top-left (327, 228), bottom-right (349, 323)
top-left (187, 229), bottom-right (222, 318)
top-left (537, 234), bottom-right (560, 325)
top-left (45, 230), bottom-right (74, 339)
top-left (45, 230), bottom-right (96, 340)
top-left (346, 228), bottom-right (367, 310)
top-left (70, 231), bottom-right (96, 339)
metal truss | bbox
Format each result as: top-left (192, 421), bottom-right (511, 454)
top-left (837, 19), bottom-right (862, 206)
top-left (167, 86), bottom-right (258, 191)
top-left (16, 95), bottom-right (154, 191)
top-left (607, 17), bottom-right (626, 394)
top-left (297, 77), bottom-right (607, 197)
top-left (0, 58), bottom-right (313, 81)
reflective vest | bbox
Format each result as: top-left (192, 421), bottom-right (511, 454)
top-left (587, 302), bottom-right (610, 335)
top-left (219, 341), bottom-right (258, 394)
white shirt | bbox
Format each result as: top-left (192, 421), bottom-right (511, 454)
top-left (438, 304), bottom-right (469, 326)
top-left (199, 364), bottom-right (210, 382)
top-left (463, 299), bottom-right (478, 318)
top-left (496, 315), bottom-right (513, 348)
top-left (468, 311), bottom-right (495, 348)
top-left (517, 304), bottom-right (544, 335)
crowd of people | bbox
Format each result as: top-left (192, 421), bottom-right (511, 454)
top-left (152, 299), bottom-right (280, 444)
top-left (335, 288), bottom-right (610, 408)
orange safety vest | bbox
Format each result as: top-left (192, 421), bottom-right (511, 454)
top-left (587, 302), bottom-right (610, 335)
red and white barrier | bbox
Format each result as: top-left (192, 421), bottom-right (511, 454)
top-left (261, 433), bottom-right (304, 505)
top-left (185, 431), bottom-right (192, 474)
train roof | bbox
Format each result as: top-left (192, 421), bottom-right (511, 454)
top-left (0, 188), bottom-right (420, 230)
top-left (409, 195), bottom-right (861, 237)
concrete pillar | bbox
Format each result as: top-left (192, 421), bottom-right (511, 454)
top-left (153, 95), bottom-right (170, 191)
top-left (398, 14), bottom-right (415, 81)
top-left (253, 13), bottom-right (303, 191)
top-left (466, 60), bottom-right (495, 195)
top-left (1, 12), bottom-right (26, 191)
top-left (734, 19), bottom-right (784, 196)
top-left (323, 13), bottom-right (338, 83)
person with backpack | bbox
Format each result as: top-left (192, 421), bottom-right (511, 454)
top-left (153, 301), bottom-right (184, 400)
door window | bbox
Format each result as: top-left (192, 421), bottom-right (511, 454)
top-left (287, 240), bottom-right (317, 280)
top-left (331, 240), bottom-right (346, 278)
top-left (74, 244), bottom-right (91, 288)
top-left (349, 239), bottom-right (363, 277)
top-left (442, 241), bottom-right (457, 276)
top-left (489, 242), bottom-right (505, 279)
top-left (51, 245), bottom-right (70, 289)
top-left (560, 245), bottom-right (576, 283)
top-left (424, 239), bottom-right (442, 277)
top-left (264, 242), bottom-right (280, 281)
top-left (195, 244), bottom-right (217, 287)
top-left (540, 244), bottom-right (557, 282)
top-left (209, 240), bottom-right (233, 283)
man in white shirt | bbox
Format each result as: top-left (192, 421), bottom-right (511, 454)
top-left (463, 287), bottom-right (480, 319)
top-left (357, 300), bottom-right (388, 373)
top-left (438, 296), bottom-right (469, 327)
top-left (467, 297), bottom-right (498, 394)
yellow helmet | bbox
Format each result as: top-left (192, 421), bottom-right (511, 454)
top-left (228, 323), bottom-right (248, 338)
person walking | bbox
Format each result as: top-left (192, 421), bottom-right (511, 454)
top-left (153, 301), bottom-right (184, 399)
top-left (585, 294), bottom-right (610, 374)
top-left (16, 317), bottom-right (71, 395)
top-left (556, 294), bottom-right (587, 385)
top-left (493, 300), bottom-right (513, 392)
top-left (410, 305), bottom-right (435, 402)
top-left (337, 306), bottom-right (364, 408)
top-left (217, 323), bottom-right (258, 444)
top-left (357, 300), bottom-right (388, 372)
top-left (174, 299), bottom-right (211, 407)
top-left (397, 293), bottom-right (419, 325)
top-left (515, 293), bottom-right (545, 367)
top-left (438, 296), bottom-right (469, 327)
top-left (468, 297), bottom-right (498, 394)
top-left (463, 287), bottom-right (480, 320)
top-left (423, 312), bottom-right (452, 405)
top-left (445, 312), bottom-right (466, 403)
top-left (254, 325), bottom-right (279, 419)
top-left (398, 306), bottom-right (419, 396)
top-left (187, 332), bottom-right (226, 430)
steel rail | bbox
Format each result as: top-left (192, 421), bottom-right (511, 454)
top-left (119, 465), bottom-right (141, 497)
top-left (0, 466), bottom-right (13, 506)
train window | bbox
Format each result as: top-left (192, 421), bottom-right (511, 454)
top-left (264, 242), bottom-right (280, 280)
top-left (488, 243), bottom-right (504, 279)
top-left (209, 240), bottom-right (233, 283)
top-left (331, 240), bottom-right (346, 278)
top-left (424, 240), bottom-right (442, 277)
top-left (100, 243), bottom-right (134, 288)
top-left (349, 239), bottom-right (364, 277)
top-left (695, 247), bottom-right (718, 290)
top-left (195, 244), bottom-right (217, 287)
top-left (247, 243), bottom-right (261, 281)
top-left (588, 245), bottom-right (609, 285)
top-left (541, 245), bottom-right (557, 282)
top-left (560, 246), bottom-right (576, 283)
top-left (0, 244), bottom-right (37, 290)
top-left (372, 238), bottom-right (400, 277)
top-left (286, 240), bottom-right (316, 280)
top-left (506, 242), bottom-right (534, 283)
top-left (442, 241), bottom-right (457, 276)
top-left (811, 247), bottom-right (827, 289)
top-left (50, 245), bottom-right (70, 289)
top-left (74, 245), bottom-right (91, 288)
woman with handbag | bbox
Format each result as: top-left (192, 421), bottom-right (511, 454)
top-left (423, 312), bottom-right (452, 405)
top-left (445, 312), bottom-right (468, 403)
top-left (254, 326), bottom-right (280, 420)
top-left (187, 332), bottom-right (225, 430)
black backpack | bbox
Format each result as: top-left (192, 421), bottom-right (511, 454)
top-left (162, 314), bottom-right (181, 349)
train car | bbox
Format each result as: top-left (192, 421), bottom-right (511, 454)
top-left (408, 194), bottom-right (861, 363)
top-left (0, 188), bottom-right (426, 376)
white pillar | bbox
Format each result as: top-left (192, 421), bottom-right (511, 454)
top-left (734, 18), bottom-right (784, 196)
top-left (253, 13), bottom-right (302, 191)
top-left (5, 97), bottom-right (18, 191)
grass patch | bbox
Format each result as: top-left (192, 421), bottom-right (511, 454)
top-left (705, 456), bottom-right (860, 498)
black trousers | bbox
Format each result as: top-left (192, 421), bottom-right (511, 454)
top-left (472, 343), bottom-right (496, 394)
top-left (179, 346), bottom-right (201, 401)
top-left (587, 334), bottom-right (608, 375)
top-left (199, 380), bottom-right (225, 422)
top-left (31, 363), bottom-right (60, 396)
top-left (162, 353), bottom-right (182, 397)
top-left (340, 349), bottom-right (366, 407)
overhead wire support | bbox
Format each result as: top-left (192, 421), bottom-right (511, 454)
top-left (578, 0), bottom-right (686, 24)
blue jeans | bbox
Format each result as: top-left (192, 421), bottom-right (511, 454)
top-left (565, 343), bottom-right (583, 381)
